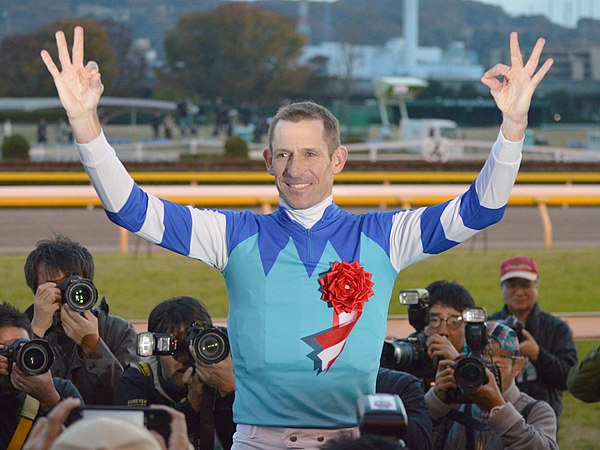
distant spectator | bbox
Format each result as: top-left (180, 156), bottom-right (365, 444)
top-left (488, 256), bottom-right (578, 418)
top-left (2, 119), bottom-right (12, 139)
top-left (151, 112), bottom-right (163, 139)
top-left (37, 118), bottom-right (48, 144)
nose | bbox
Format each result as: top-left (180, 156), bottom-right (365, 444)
top-left (284, 154), bottom-right (302, 178)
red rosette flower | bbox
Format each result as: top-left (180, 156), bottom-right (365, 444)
top-left (319, 261), bottom-right (375, 315)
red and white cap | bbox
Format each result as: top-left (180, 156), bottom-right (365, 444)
top-left (499, 256), bottom-right (539, 283)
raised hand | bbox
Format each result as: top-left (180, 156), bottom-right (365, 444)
top-left (40, 26), bottom-right (103, 143)
top-left (481, 32), bottom-right (553, 141)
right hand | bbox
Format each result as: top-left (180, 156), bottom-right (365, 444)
top-left (40, 26), bottom-right (103, 143)
top-left (23, 397), bottom-right (82, 450)
top-left (150, 405), bottom-right (193, 450)
top-left (31, 282), bottom-right (62, 337)
top-left (182, 366), bottom-right (204, 412)
top-left (433, 359), bottom-right (458, 403)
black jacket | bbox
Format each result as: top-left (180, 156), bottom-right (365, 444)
top-left (114, 357), bottom-right (236, 450)
top-left (26, 298), bottom-right (140, 405)
top-left (489, 303), bottom-right (578, 417)
top-left (376, 367), bottom-right (433, 450)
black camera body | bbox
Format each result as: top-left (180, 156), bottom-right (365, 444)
top-left (446, 307), bottom-right (501, 403)
top-left (136, 320), bottom-right (230, 365)
top-left (380, 289), bottom-right (434, 376)
top-left (356, 393), bottom-right (408, 446)
top-left (58, 274), bottom-right (98, 312)
top-left (502, 315), bottom-right (525, 342)
top-left (0, 338), bottom-right (55, 394)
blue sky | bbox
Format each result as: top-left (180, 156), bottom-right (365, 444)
top-left (475, 0), bottom-right (600, 28)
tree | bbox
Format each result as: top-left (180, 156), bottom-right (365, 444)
top-left (0, 19), bottom-right (120, 97)
top-left (158, 3), bottom-right (311, 105)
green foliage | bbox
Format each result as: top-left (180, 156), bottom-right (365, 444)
top-left (160, 3), bottom-right (310, 104)
top-left (1, 134), bottom-right (30, 160)
top-left (224, 135), bottom-right (249, 159)
top-left (0, 18), bottom-right (117, 97)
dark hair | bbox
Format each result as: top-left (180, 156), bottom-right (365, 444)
top-left (267, 101), bottom-right (341, 154)
top-left (0, 302), bottom-right (33, 338)
top-left (147, 296), bottom-right (212, 334)
top-left (24, 234), bottom-right (95, 293)
top-left (321, 435), bottom-right (404, 450)
top-left (426, 280), bottom-right (475, 312)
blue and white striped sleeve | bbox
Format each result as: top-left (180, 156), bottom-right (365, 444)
top-left (76, 131), bottom-right (229, 270)
top-left (389, 130), bottom-right (522, 272)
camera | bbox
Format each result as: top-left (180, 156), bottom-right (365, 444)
top-left (136, 320), bottom-right (230, 365)
top-left (58, 274), bottom-right (98, 312)
top-left (0, 338), bottom-right (55, 394)
top-left (502, 315), bottom-right (525, 342)
top-left (380, 289), bottom-right (432, 375)
top-left (446, 307), bottom-right (500, 403)
top-left (356, 394), bottom-right (407, 447)
top-left (68, 406), bottom-right (171, 441)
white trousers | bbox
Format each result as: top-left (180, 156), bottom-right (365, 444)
top-left (231, 424), bottom-right (360, 450)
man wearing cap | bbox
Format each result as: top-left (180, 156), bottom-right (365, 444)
top-left (425, 321), bottom-right (558, 449)
top-left (488, 256), bottom-right (577, 418)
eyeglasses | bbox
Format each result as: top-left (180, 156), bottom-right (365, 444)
top-left (427, 315), bottom-right (463, 330)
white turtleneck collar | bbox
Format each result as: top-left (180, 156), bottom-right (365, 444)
top-left (280, 196), bottom-right (333, 229)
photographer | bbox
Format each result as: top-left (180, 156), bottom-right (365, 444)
top-left (382, 280), bottom-right (475, 389)
top-left (567, 344), bottom-right (600, 403)
top-left (24, 235), bottom-right (139, 405)
top-left (425, 320), bottom-right (558, 450)
top-left (0, 302), bottom-right (83, 449)
top-left (488, 256), bottom-right (577, 418)
top-left (114, 296), bottom-right (236, 450)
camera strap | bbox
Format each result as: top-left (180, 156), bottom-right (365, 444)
top-left (446, 405), bottom-right (491, 432)
top-left (8, 395), bottom-right (40, 450)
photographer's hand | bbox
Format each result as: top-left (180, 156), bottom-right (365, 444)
top-left (11, 365), bottom-right (61, 413)
top-left (182, 366), bottom-right (204, 412)
top-left (194, 354), bottom-right (235, 396)
top-left (426, 334), bottom-right (461, 361)
top-left (23, 397), bottom-right (81, 450)
top-left (150, 404), bottom-right (194, 450)
top-left (32, 282), bottom-right (62, 337)
top-left (433, 359), bottom-right (458, 403)
top-left (0, 347), bottom-right (9, 375)
top-left (463, 369), bottom-right (506, 413)
top-left (60, 305), bottom-right (100, 356)
top-left (518, 329), bottom-right (540, 363)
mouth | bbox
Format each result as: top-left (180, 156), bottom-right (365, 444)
top-left (285, 182), bottom-right (311, 189)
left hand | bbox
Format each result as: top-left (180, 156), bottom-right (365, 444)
top-left (60, 305), bottom-right (100, 355)
top-left (518, 329), bottom-right (540, 362)
top-left (11, 365), bottom-right (61, 413)
top-left (462, 368), bottom-right (506, 412)
top-left (191, 348), bottom-right (235, 396)
top-left (481, 32), bottom-right (554, 141)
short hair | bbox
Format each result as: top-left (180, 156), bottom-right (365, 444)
top-left (24, 234), bottom-right (95, 293)
top-left (267, 101), bottom-right (341, 154)
top-left (426, 280), bottom-right (475, 312)
top-left (147, 296), bottom-right (212, 334)
top-left (0, 302), bottom-right (33, 338)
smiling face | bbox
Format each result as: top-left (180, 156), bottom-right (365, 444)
top-left (263, 119), bottom-right (347, 210)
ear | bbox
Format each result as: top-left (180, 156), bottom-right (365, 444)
top-left (331, 146), bottom-right (348, 175)
top-left (512, 356), bottom-right (526, 377)
top-left (262, 148), bottom-right (274, 175)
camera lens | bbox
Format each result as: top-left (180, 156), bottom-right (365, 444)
top-left (193, 328), bottom-right (230, 364)
top-left (64, 279), bottom-right (98, 312)
top-left (380, 340), bottom-right (415, 370)
top-left (17, 340), bottom-right (54, 376)
top-left (454, 357), bottom-right (488, 392)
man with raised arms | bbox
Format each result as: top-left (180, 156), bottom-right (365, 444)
top-left (41, 28), bottom-right (552, 449)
